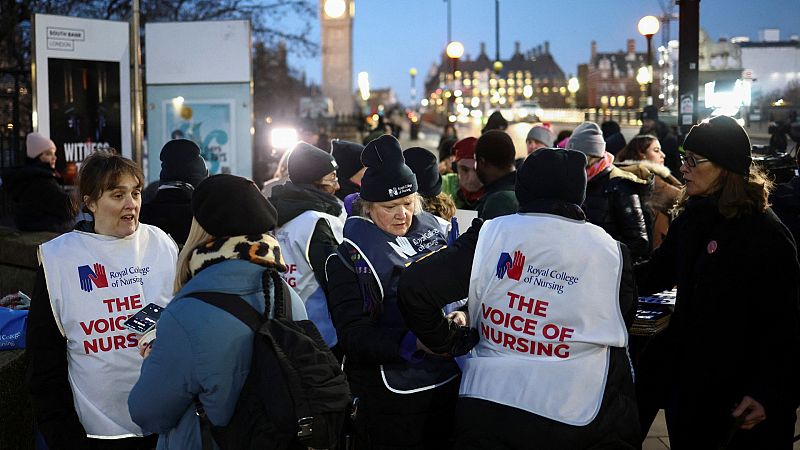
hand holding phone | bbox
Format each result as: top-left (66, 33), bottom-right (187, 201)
top-left (123, 303), bottom-right (164, 334)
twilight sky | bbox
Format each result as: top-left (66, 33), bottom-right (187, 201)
top-left (289, 0), bottom-right (799, 105)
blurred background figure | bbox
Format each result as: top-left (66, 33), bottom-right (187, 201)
top-left (639, 105), bottom-right (681, 178)
top-left (437, 136), bottom-right (458, 176)
top-left (601, 121), bottom-right (627, 156)
top-left (474, 131), bottom-right (518, 219)
top-left (331, 139), bottom-right (366, 201)
top-left (261, 147), bottom-right (292, 198)
top-left (404, 146), bottom-right (457, 237)
top-left (140, 139), bottom-right (208, 247)
top-left (481, 111), bottom-right (509, 134)
top-left (567, 122), bottom-right (650, 261)
top-left (5, 132), bottom-right (76, 232)
top-left (615, 135), bottom-right (682, 250)
top-left (516, 124), bottom-right (554, 167)
top-left (442, 137), bottom-right (484, 210)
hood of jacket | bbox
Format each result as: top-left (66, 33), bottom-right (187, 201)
top-left (270, 181), bottom-right (343, 227)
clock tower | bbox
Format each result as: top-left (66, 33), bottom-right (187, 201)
top-left (320, 0), bottom-right (355, 115)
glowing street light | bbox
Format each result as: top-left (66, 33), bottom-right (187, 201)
top-left (445, 41), bottom-right (464, 59)
top-left (638, 15), bottom-right (660, 103)
top-left (357, 71), bottom-right (370, 102)
top-left (567, 77), bottom-right (580, 108)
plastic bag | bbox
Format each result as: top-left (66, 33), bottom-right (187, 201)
top-left (0, 307), bottom-right (28, 350)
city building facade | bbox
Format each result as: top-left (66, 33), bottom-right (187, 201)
top-left (585, 39), bottom-right (655, 110)
top-left (423, 41), bottom-right (567, 119)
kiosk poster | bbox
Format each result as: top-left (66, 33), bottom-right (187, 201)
top-left (48, 58), bottom-right (122, 185)
top-left (164, 100), bottom-right (235, 175)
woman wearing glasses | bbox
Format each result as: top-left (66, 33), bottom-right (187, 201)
top-left (635, 115), bottom-right (800, 448)
top-left (270, 142), bottom-right (347, 356)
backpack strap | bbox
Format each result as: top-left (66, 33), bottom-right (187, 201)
top-left (190, 291), bottom-right (264, 331)
top-left (189, 291), bottom-right (265, 450)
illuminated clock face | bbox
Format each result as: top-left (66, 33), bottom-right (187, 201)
top-left (324, 0), bottom-right (346, 18)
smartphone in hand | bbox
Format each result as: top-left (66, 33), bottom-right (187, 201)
top-left (123, 303), bottom-right (164, 334)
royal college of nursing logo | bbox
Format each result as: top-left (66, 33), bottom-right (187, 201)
top-left (77, 263), bottom-right (109, 293)
top-left (496, 250), bottom-right (526, 281)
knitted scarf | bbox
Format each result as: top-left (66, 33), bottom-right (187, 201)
top-left (586, 152), bottom-right (615, 181)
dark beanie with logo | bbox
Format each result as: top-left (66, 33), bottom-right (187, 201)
top-left (160, 139), bottom-right (208, 188)
top-left (403, 147), bottom-right (442, 197)
top-left (359, 135), bottom-right (418, 202)
top-left (516, 148), bottom-right (588, 206)
top-left (288, 142), bottom-right (338, 184)
top-left (682, 115), bottom-right (752, 176)
top-left (331, 140), bottom-right (365, 180)
top-left (192, 174), bottom-right (278, 236)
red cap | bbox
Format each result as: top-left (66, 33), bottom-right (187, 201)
top-left (453, 137), bottom-right (478, 161)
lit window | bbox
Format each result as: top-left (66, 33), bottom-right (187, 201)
top-left (600, 96), bottom-right (609, 105)
top-left (543, 87), bottom-right (550, 94)
top-left (610, 96), bottom-right (617, 107)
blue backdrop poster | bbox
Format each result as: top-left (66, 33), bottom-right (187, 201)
top-left (163, 100), bottom-right (235, 175)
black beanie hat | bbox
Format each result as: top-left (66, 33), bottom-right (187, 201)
top-left (475, 130), bottom-right (516, 167)
top-left (288, 142), bottom-right (338, 184)
top-left (192, 174), bottom-right (278, 236)
top-left (641, 105), bottom-right (659, 121)
top-left (482, 111), bottom-right (509, 133)
top-left (682, 115), bottom-right (752, 176)
top-left (160, 139), bottom-right (208, 188)
top-left (516, 148), bottom-right (587, 206)
top-left (360, 135), bottom-right (418, 202)
top-left (331, 140), bottom-right (365, 180)
top-left (403, 147), bottom-right (442, 197)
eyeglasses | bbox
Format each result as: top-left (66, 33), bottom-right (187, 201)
top-left (680, 154), bottom-right (710, 168)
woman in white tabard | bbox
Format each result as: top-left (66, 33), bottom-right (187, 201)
top-left (399, 148), bottom-right (640, 449)
top-left (325, 135), bottom-right (461, 449)
top-left (27, 151), bottom-right (178, 450)
top-left (269, 142), bottom-right (346, 357)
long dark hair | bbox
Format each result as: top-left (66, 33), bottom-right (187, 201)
top-left (615, 135), bottom-right (657, 162)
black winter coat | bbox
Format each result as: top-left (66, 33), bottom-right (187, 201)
top-left (635, 196), bottom-right (800, 448)
top-left (5, 161), bottom-right (74, 232)
top-left (139, 184), bottom-right (193, 247)
top-left (398, 201), bottom-right (641, 448)
top-left (582, 166), bottom-right (650, 261)
top-left (474, 171), bottom-right (518, 219)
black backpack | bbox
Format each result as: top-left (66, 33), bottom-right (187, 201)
top-left (191, 271), bottom-right (351, 450)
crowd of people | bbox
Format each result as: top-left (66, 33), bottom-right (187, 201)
top-left (11, 109), bottom-right (800, 450)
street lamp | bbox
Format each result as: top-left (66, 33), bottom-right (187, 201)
top-left (567, 76), bottom-right (580, 108)
top-left (445, 41), bottom-right (464, 120)
top-left (638, 15), bottom-right (660, 104)
top-left (409, 67), bottom-right (418, 110)
top-left (446, 41), bottom-right (464, 61)
top-left (636, 66), bottom-right (650, 109)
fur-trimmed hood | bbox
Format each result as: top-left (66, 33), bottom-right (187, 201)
top-left (615, 159), bottom-right (682, 187)
top-left (616, 159), bottom-right (683, 213)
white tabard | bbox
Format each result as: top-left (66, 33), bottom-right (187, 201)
top-left (274, 210), bottom-right (344, 347)
top-left (38, 224), bottom-right (177, 438)
top-left (461, 213), bottom-right (627, 426)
